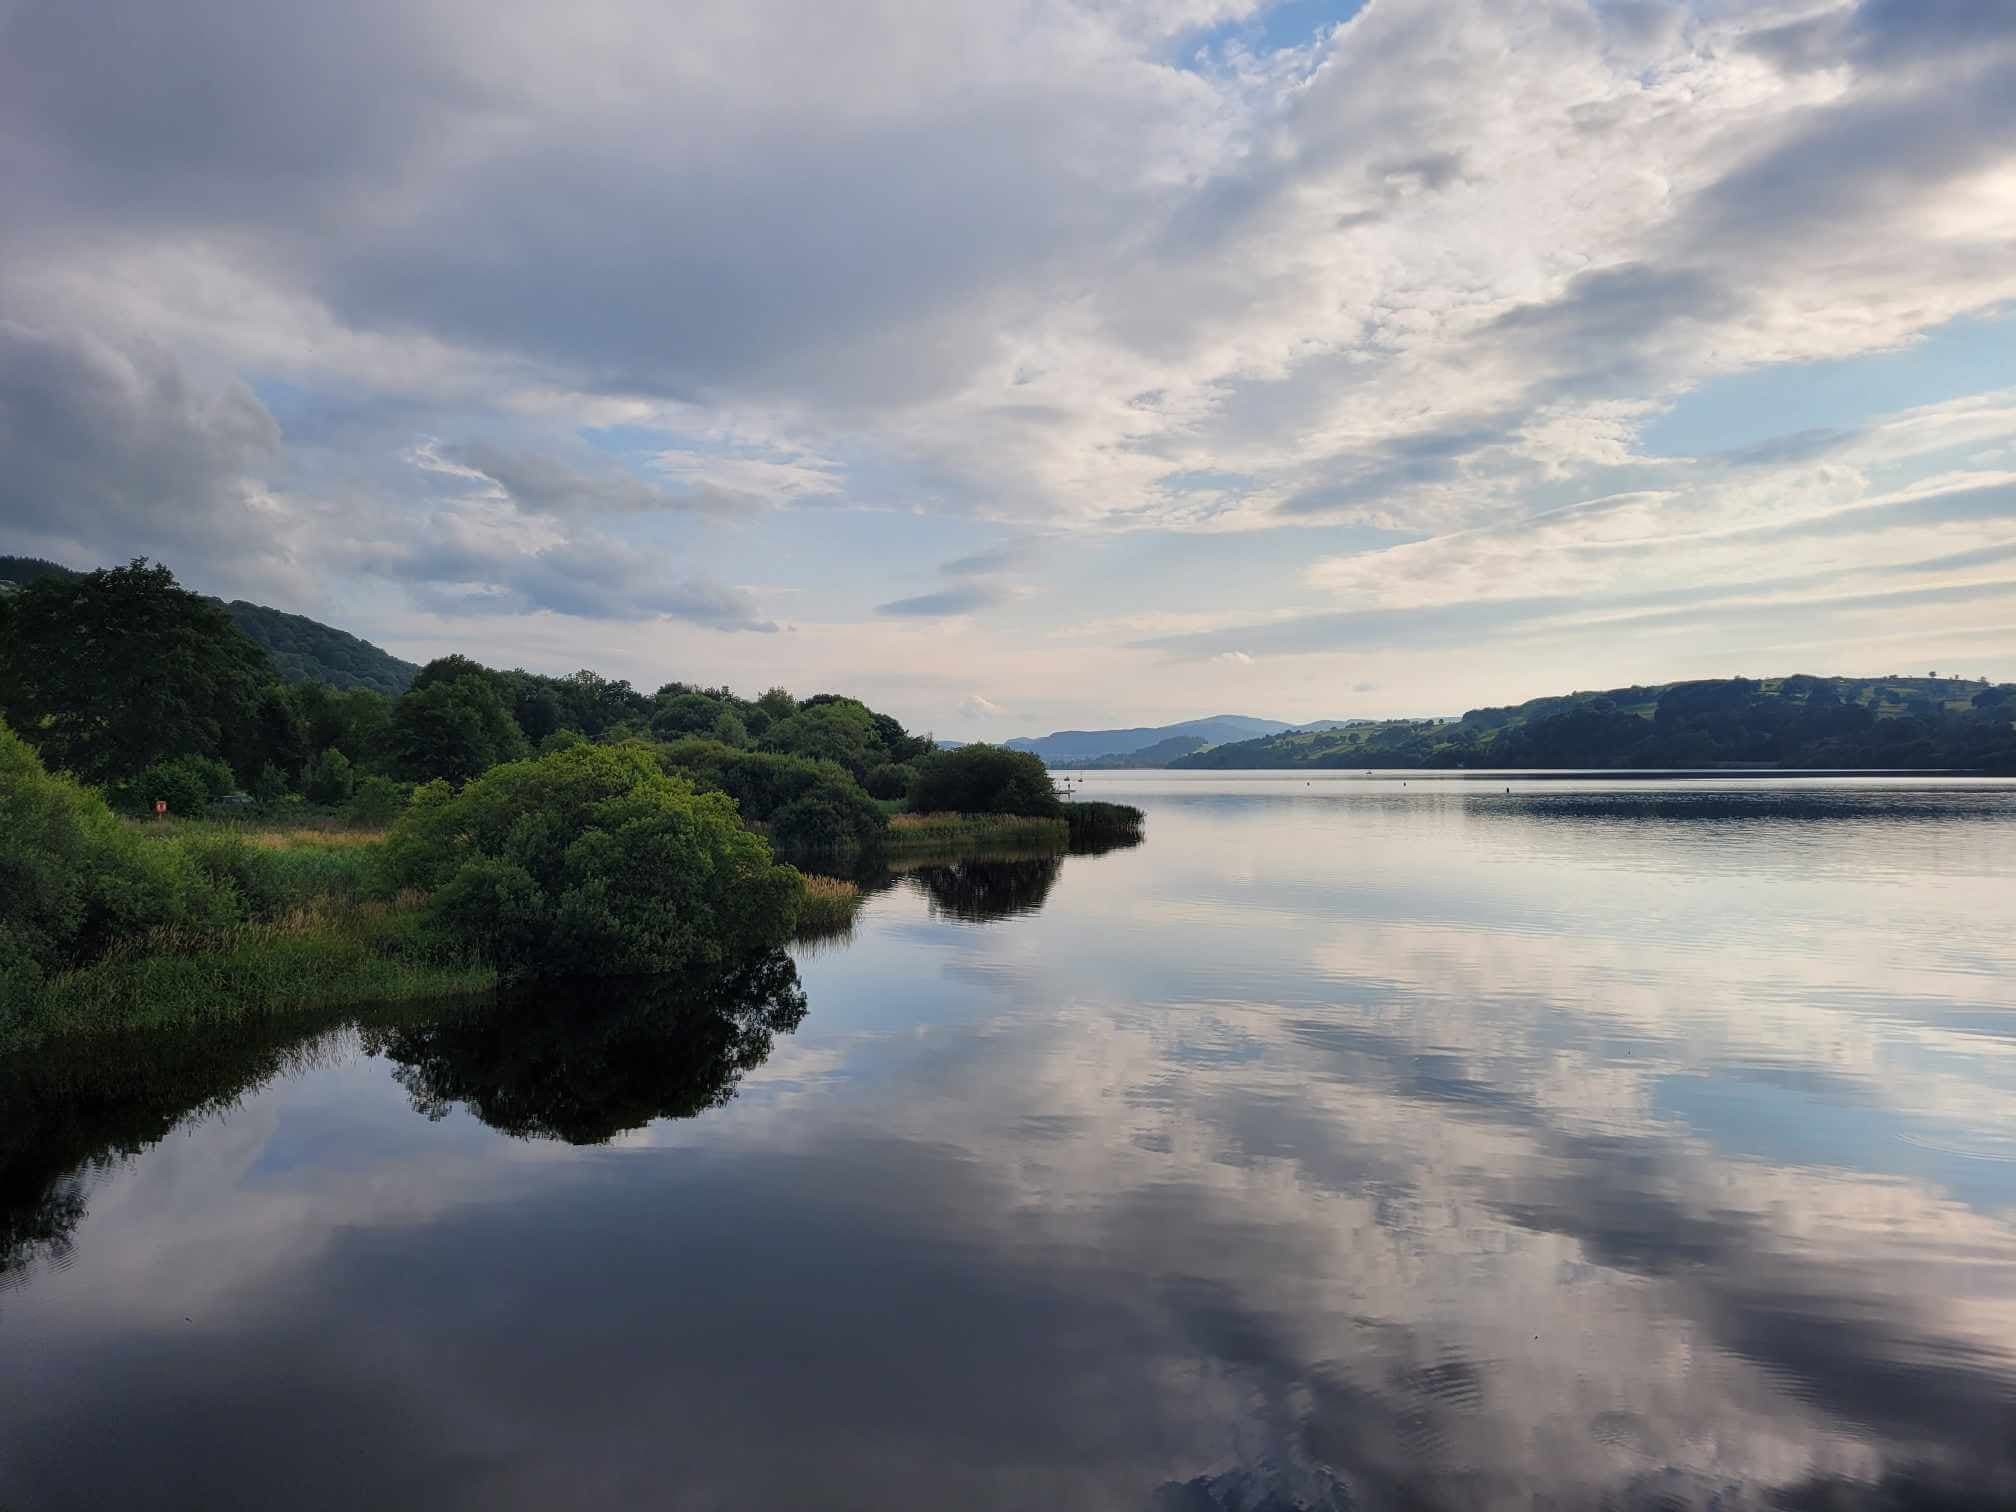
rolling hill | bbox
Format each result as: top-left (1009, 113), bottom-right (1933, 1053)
top-left (1170, 675), bottom-right (2015, 772)
top-left (1007, 715), bottom-right (1295, 764)
top-left (2, 554), bottom-right (418, 696)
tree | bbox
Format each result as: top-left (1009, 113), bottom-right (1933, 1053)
top-left (908, 744), bottom-right (1061, 816)
top-left (304, 748), bottom-right (356, 805)
top-left (130, 754), bottom-right (235, 816)
top-left (242, 683), bottom-right (310, 790)
top-left (760, 699), bottom-right (883, 780)
top-left (387, 674), bottom-right (529, 783)
top-left (655, 739), bottom-right (886, 865)
top-left (0, 560), bottom-right (273, 785)
top-left (380, 741), bottom-right (802, 977)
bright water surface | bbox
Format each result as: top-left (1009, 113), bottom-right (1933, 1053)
top-left (5, 774), bottom-right (2016, 1509)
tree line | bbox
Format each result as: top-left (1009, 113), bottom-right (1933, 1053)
top-left (1173, 675), bottom-right (2016, 772)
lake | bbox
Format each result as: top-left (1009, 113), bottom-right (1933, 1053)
top-left (5, 774), bottom-right (2016, 1509)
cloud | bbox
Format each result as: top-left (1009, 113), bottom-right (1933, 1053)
top-left (874, 582), bottom-right (1014, 618)
top-left (438, 442), bottom-right (762, 517)
top-left (958, 693), bottom-right (1006, 719)
top-left (939, 542), bottom-right (1037, 576)
top-left (1210, 650), bottom-right (1253, 665)
top-left (5, 0), bottom-right (2016, 701)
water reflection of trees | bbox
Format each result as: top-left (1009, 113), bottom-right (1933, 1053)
top-left (365, 950), bottom-right (808, 1144)
top-left (0, 951), bottom-right (810, 1280)
top-left (904, 855), bottom-right (1063, 922)
top-left (0, 1008), bottom-right (369, 1278)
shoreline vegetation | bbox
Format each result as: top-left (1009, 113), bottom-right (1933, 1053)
top-left (2, 562), bottom-right (1147, 1044)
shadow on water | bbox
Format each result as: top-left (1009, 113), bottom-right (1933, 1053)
top-left (0, 950), bottom-right (808, 1282)
top-left (366, 951), bottom-right (807, 1145)
top-left (902, 854), bottom-right (1065, 923)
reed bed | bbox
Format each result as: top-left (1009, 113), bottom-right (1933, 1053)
top-left (884, 812), bottom-right (1069, 857)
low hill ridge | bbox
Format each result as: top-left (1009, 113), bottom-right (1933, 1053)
top-left (2, 554), bottom-right (418, 696)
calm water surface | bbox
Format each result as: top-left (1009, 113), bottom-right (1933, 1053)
top-left (5, 775), bottom-right (2016, 1509)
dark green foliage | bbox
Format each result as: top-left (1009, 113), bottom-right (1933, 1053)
top-left (221, 600), bottom-right (419, 695)
top-left (538, 728), bottom-right (589, 754)
top-left (760, 699), bottom-right (882, 779)
top-left (864, 761), bottom-right (917, 800)
top-left (370, 952), bottom-right (808, 1144)
top-left (0, 560), bottom-right (273, 785)
top-left (652, 691), bottom-right (733, 739)
top-left (387, 673), bottom-right (530, 783)
top-left (0, 556), bottom-right (83, 588)
top-left (1064, 800), bottom-right (1145, 846)
top-left (657, 738), bottom-right (886, 865)
top-left (379, 742), bottom-right (802, 977)
top-left (344, 774), bottom-right (409, 826)
top-left (304, 748), bottom-right (356, 805)
top-left (909, 743), bottom-right (1062, 816)
top-left (128, 754), bottom-right (235, 816)
top-left (292, 682), bottom-right (394, 767)
top-left (0, 722), bottom-right (242, 986)
top-left (243, 683), bottom-right (310, 789)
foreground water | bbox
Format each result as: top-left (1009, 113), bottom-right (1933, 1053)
top-left (5, 775), bottom-right (2016, 1509)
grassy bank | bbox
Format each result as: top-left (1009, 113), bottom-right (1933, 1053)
top-left (793, 874), bottom-right (865, 939)
top-left (883, 812), bottom-right (1071, 858)
top-left (9, 897), bottom-right (494, 1048)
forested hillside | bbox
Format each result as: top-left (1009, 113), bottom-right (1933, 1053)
top-left (4, 553), bottom-right (419, 695)
top-left (223, 601), bottom-right (419, 695)
top-left (1173, 676), bottom-right (2016, 773)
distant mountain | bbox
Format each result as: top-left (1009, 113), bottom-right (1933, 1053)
top-left (1007, 715), bottom-right (1294, 764)
top-left (222, 600), bottom-right (420, 696)
top-left (1171, 675), bottom-right (2015, 772)
top-left (2, 553), bottom-right (418, 696)
top-left (1052, 734), bottom-right (1210, 769)
top-left (0, 555), bottom-right (83, 590)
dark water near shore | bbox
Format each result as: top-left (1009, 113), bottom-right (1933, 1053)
top-left (5, 775), bottom-right (2016, 1510)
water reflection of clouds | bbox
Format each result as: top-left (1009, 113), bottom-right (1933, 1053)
top-left (8, 780), bottom-right (2016, 1508)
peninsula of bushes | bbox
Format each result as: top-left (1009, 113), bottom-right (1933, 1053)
top-left (0, 559), bottom-right (1140, 1042)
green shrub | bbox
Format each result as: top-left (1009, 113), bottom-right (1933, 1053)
top-left (304, 747), bottom-right (356, 805)
top-left (380, 740), bottom-right (802, 977)
top-left (657, 738), bottom-right (885, 865)
top-left (127, 754), bottom-right (235, 817)
top-left (864, 762), bottom-right (916, 800)
top-left (908, 744), bottom-right (1061, 817)
top-left (0, 721), bottom-right (244, 973)
top-left (344, 774), bottom-right (409, 827)
top-left (253, 761), bottom-right (292, 801)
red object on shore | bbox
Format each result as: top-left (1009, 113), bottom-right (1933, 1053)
top-left (154, 800), bottom-right (167, 816)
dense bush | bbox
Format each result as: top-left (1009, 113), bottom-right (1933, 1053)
top-left (908, 744), bottom-right (1061, 817)
top-left (864, 762), bottom-right (916, 800)
top-left (344, 774), bottom-right (409, 826)
top-left (304, 747), bottom-right (356, 805)
top-left (379, 742), bottom-right (802, 977)
top-left (387, 672), bottom-right (529, 783)
top-left (657, 738), bottom-right (886, 865)
top-left (127, 754), bottom-right (236, 817)
top-left (0, 722), bottom-right (243, 990)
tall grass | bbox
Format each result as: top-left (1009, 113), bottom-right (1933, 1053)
top-left (9, 899), bottom-right (494, 1047)
top-left (884, 812), bottom-right (1069, 857)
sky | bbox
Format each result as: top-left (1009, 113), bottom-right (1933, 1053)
top-left (2, 0), bottom-right (2013, 740)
